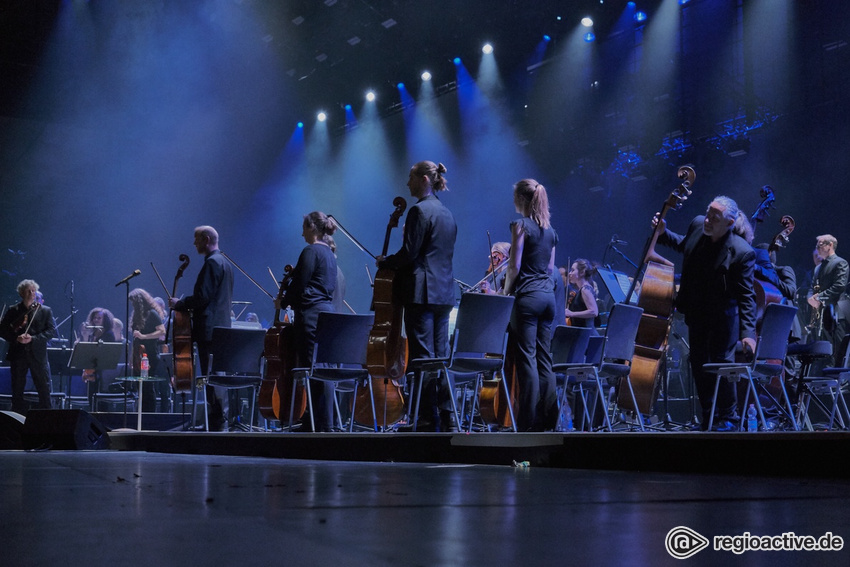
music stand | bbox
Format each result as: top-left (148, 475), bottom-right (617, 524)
top-left (68, 342), bottom-right (124, 420)
top-left (596, 267), bottom-right (635, 305)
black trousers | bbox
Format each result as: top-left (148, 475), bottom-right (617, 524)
top-left (404, 303), bottom-right (453, 418)
top-left (686, 310), bottom-right (739, 427)
top-left (10, 351), bottom-right (52, 414)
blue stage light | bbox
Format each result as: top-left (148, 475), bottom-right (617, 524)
top-left (635, 11), bottom-right (647, 22)
top-left (344, 104), bottom-right (352, 110)
top-left (397, 82), bottom-right (405, 89)
top-left (297, 122), bottom-right (304, 128)
top-left (584, 32), bottom-right (595, 43)
top-left (543, 34), bottom-right (551, 42)
top-left (453, 57), bottom-right (461, 65)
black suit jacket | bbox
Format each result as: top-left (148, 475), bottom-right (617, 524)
top-left (0, 302), bottom-right (56, 362)
top-left (813, 253), bottom-right (849, 306)
top-left (381, 194), bottom-right (457, 307)
top-left (658, 216), bottom-right (757, 341)
top-left (174, 250), bottom-right (233, 343)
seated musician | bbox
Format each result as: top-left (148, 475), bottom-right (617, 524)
top-left (564, 259), bottom-right (600, 334)
top-left (479, 242), bottom-right (510, 295)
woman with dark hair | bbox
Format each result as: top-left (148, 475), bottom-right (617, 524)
top-left (80, 307), bottom-right (117, 408)
top-left (129, 288), bottom-right (167, 412)
top-left (280, 211), bottom-right (338, 431)
top-left (503, 178), bottom-right (559, 431)
top-left (565, 259), bottom-right (600, 332)
top-left (378, 160), bottom-right (457, 431)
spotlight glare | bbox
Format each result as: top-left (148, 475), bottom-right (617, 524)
top-left (421, 71), bottom-right (432, 81)
top-left (581, 17), bottom-right (593, 27)
top-left (635, 11), bottom-right (647, 22)
top-left (679, 0), bottom-right (690, 4)
top-left (366, 91), bottom-right (376, 102)
top-left (543, 34), bottom-right (551, 42)
top-left (297, 122), bottom-right (304, 129)
top-left (344, 104), bottom-right (352, 110)
top-left (453, 57), bottom-right (461, 65)
top-left (583, 32), bottom-right (596, 43)
top-left (397, 82), bottom-right (405, 89)
top-left (482, 43), bottom-right (493, 54)
top-left (317, 111), bottom-right (327, 122)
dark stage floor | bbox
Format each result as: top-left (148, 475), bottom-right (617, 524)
top-left (2, 410), bottom-right (850, 566)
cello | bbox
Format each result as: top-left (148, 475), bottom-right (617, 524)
top-left (354, 197), bottom-right (408, 428)
top-left (620, 166), bottom-right (695, 415)
top-left (260, 266), bottom-right (305, 423)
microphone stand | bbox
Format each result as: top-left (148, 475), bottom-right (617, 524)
top-left (608, 242), bottom-right (639, 270)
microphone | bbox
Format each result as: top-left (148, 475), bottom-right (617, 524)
top-left (610, 235), bottom-right (628, 246)
top-left (115, 269), bottom-right (141, 287)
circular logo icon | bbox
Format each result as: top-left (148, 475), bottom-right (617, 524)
top-left (666, 526), bottom-right (709, 559)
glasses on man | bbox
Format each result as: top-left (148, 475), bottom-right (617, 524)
top-left (817, 241), bottom-right (831, 249)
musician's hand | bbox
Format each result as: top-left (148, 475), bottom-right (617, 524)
top-left (133, 330), bottom-right (144, 340)
top-left (741, 337), bottom-right (756, 356)
top-left (169, 297), bottom-right (179, 309)
top-left (651, 213), bottom-right (666, 233)
top-left (806, 295), bottom-right (821, 309)
top-left (17, 333), bottom-right (32, 344)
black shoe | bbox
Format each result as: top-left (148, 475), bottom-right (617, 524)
top-left (439, 410), bottom-right (458, 432)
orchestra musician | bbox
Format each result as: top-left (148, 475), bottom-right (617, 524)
top-left (129, 288), bottom-right (167, 412)
top-left (807, 234), bottom-right (849, 365)
top-left (79, 307), bottom-right (117, 407)
top-left (171, 225), bottom-right (234, 431)
top-left (378, 161), bottom-right (457, 432)
top-left (479, 242), bottom-right (510, 295)
top-left (564, 259), bottom-right (600, 333)
top-left (0, 280), bottom-right (56, 414)
top-left (502, 178), bottom-right (559, 432)
top-left (278, 211), bottom-right (338, 432)
top-left (655, 196), bottom-right (757, 431)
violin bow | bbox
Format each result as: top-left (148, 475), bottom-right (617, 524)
top-left (328, 215), bottom-right (377, 260)
top-left (221, 252), bottom-right (275, 300)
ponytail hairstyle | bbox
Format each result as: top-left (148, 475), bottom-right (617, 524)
top-left (303, 211), bottom-right (337, 237)
top-left (513, 178), bottom-right (551, 229)
top-left (411, 161), bottom-right (449, 192)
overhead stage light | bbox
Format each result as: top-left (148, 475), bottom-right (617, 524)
top-left (297, 122), bottom-right (304, 129)
top-left (635, 11), bottom-right (647, 22)
top-left (482, 43), bottom-right (493, 54)
top-left (453, 57), bottom-right (461, 65)
top-left (581, 17), bottom-right (593, 27)
top-left (543, 34), bottom-right (551, 42)
top-left (584, 32), bottom-right (596, 43)
top-left (421, 71), bottom-right (432, 81)
top-left (317, 112), bottom-right (327, 122)
top-left (397, 82), bottom-right (405, 90)
top-left (366, 91), bottom-right (376, 102)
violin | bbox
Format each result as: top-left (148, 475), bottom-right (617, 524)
top-left (8, 302), bottom-right (39, 335)
top-left (355, 197), bottom-right (408, 428)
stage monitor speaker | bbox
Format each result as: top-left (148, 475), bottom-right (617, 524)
top-left (0, 410), bottom-right (26, 450)
top-left (22, 409), bottom-right (110, 450)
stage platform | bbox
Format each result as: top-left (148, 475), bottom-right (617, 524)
top-left (106, 427), bottom-right (850, 479)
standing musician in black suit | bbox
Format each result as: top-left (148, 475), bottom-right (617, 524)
top-left (378, 160), bottom-right (457, 432)
top-left (656, 196), bottom-right (758, 431)
top-left (171, 225), bottom-right (234, 430)
top-left (807, 234), bottom-right (849, 364)
top-left (0, 279), bottom-right (56, 414)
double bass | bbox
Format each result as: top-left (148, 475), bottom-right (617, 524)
top-left (259, 266), bottom-right (304, 423)
top-left (170, 254), bottom-right (194, 392)
top-left (620, 166), bottom-right (695, 415)
top-left (354, 197), bottom-right (407, 428)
